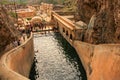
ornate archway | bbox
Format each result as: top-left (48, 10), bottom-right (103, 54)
top-left (31, 16), bottom-right (42, 24)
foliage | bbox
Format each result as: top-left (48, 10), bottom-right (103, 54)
top-left (0, 0), bottom-right (13, 4)
top-left (27, 17), bottom-right (32, 21)
top-left (62, 0), bottom-right (77, 12)
top-left (28, 0), bottom-right (65, 5)
top-left (9, 11), bottom-right (17, 18)
top-left (17, 0), bottom-right (27, 5)
top-left (0, 0), bottom-right (27, 5)
top-left (38, 0), bottom-right (58, 4)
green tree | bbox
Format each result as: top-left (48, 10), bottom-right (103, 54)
top-left (63, 0), bottom-right (77, 11)
top-left (0, 0), bottom-right (12, 4)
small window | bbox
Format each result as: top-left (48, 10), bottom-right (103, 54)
top-left (66, 31), bottom-right (68, 36)
top-left (70, 34), bottom-right (73, 40)
top-left (63, 28), bottom-right (65, 32)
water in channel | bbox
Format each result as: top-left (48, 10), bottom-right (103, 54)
top-left (29, 32), bottom-right (87, 80)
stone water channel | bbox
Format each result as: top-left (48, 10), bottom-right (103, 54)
top-left (29, 31), bottom-right (87, 80)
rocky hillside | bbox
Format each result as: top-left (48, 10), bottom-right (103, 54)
top-left (0, 6), bottom-right (20, 54)
top-left (76, 0), bottom-right (120, 44)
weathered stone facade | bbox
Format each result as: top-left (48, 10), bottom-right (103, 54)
top-left (16, 7), bottom-right (36, 18)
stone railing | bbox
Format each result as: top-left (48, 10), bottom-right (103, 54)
top-left (0, 33), bottom-right (34, 80)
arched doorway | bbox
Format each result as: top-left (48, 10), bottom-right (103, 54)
top-left (30, 16), bottom-right (43, 31)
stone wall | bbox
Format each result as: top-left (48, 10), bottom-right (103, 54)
top-left (74, 41), bottom-right (94, 78)
top-left (74, 41), bottom-right (120, 80)
top-left (0, 34), bottom-right (34, 80)
top-left (89, 44), bottom-right (120, 80)
top-left (17, 10), bottom-right (35, 18)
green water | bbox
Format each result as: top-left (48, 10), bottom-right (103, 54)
top-left (29, 32), bottom-right (87, 80)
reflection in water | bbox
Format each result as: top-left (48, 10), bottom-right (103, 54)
top-left (29, 57), bottom-right (38, 80)
top-left (29, 32), bottom-right (87, 80)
